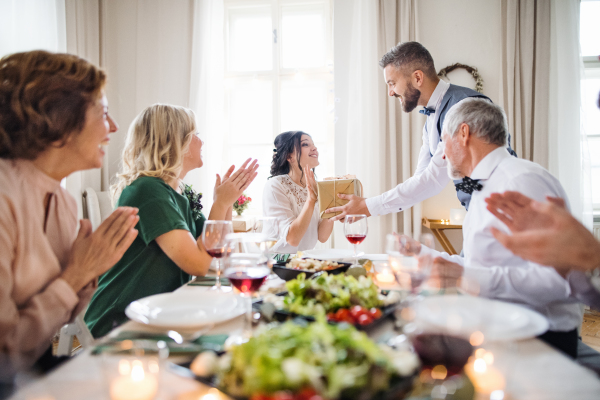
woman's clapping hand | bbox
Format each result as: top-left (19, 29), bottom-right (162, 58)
top-left (61, 207), bottom-right (139, 292)
top-left (214, 158), bottom-right (259, 205)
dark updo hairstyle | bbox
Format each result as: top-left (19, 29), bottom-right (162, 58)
top-left (269, 131), bottom-right (313, 181)
top-left (0, 50), bottom-right (107, 160)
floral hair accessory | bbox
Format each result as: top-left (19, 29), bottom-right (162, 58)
top-left (181, 182), bottom-right (203, 221)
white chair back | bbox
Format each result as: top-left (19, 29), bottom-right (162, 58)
top-left (83, 188), bottom-right (113, 230)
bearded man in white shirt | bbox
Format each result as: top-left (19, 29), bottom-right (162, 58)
top-left (326, 41), bottom-right (516, 220)
top-left (404, 97), bottom-right (582, 358)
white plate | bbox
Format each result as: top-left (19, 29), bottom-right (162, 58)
top-left (125, 291), bottom-right (244, 329)
top-left (415, 295), bottom-right (548, 341)
top-left (301, 249), bottom-right (356, 260)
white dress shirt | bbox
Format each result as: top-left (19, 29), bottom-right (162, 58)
top-left (420, 147), bottom-right (582, 331)
top-left (262, 175), bottom-right (320, 254)
top-left (365, 80), bottom-right (451, 216)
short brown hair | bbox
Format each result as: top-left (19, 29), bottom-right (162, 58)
top-left (379, 41), bottom-right (437, 80)
top-left (0, 50), bottom-right (107, 159)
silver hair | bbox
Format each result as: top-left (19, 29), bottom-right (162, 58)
top-left (442, 98), bottom-right (508, 146)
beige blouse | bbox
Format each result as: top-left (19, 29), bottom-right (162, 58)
top-left (0, 159), bottom-right (96, 378)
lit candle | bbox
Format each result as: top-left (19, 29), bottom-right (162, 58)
top-left (464, 354), bottom-right (505, 396)
top-left (375, 269), bottom-right (395, 285)
top-left (110, 360), bottom-right (158, 400)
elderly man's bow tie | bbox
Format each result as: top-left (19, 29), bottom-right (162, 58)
top-left (419, 107), bottom-right (435, 116)
top-left (455, 177), bottom-right (483, 194)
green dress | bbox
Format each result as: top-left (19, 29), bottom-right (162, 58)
top-left (84, 176), bottom-right (205, 338)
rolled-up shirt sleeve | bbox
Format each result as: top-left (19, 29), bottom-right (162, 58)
top-left (365, 139), bottom-right (450, 216)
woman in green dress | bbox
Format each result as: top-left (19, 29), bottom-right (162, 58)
top-left (85, 104), bottom-right (258, 337)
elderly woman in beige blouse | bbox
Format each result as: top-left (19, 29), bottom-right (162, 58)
top-left (0, 51), bottom-right (138, 381)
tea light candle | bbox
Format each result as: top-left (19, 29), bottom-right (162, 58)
top-left (464, 356), bottom-right (506, 396)
top-left (375, 269), bottom-right (395, 284)
top-left (110, 360), bottom-right (158, 400)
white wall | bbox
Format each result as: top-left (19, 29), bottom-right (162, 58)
top-left (101, 0), bottom-right (194, 183)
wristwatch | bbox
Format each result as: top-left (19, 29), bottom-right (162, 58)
top-left (587, 267), bottom-right (600, 293)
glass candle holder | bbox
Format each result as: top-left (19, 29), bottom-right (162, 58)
top-left (100, 340), bottom-right (168, 400)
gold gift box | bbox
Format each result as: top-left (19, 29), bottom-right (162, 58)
top-left (317, 175), bottom-right (362, 219)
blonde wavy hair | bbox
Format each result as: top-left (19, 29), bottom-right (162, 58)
top-left (112, 104), bottom-right (196, 201)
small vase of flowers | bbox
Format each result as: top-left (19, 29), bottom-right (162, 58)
top-left (233, 194), bottom-right (252, 216)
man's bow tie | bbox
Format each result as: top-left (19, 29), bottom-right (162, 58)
top-left (455, 176), bottom-right (483, 195)
top-left (419, 107), bottom-right (435, 116)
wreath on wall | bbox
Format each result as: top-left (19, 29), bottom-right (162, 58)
top-left (438, 63), bottom-right (484, 93)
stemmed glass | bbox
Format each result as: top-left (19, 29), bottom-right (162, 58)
top-left (344, 215), bottom-right (368, 267)
top-left (223, 236), bottom-right (270, 345)
top-left (252, 216), bottom-right (279, 270)
top-left (201, 220), bottom-right (233, 291)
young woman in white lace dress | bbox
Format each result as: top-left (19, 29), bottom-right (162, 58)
top-left (262, 131), bottom-right (334, 253)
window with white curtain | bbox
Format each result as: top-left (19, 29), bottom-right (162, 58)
top-left (223, 0), bottom-right (334, 214)
top-left (580, 0), bottom-right (600, 211)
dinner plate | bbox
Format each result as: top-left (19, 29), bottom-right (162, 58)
top-left (301, 249), bottom-right (356, 260)
top-left (415, 295), bottom-right (548, 341)
top-left (125, 291), bottom-right (244, 329)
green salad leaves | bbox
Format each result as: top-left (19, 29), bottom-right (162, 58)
top-left (283, 273), bottom-right (383, 317)
top-left (216, 320), bottom-right (418, 399)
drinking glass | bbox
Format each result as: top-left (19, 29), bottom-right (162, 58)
top-left (344, 214), bottom-right (368, 267)
top-left (201, 220), bottom-right (233, 291)
top-left (387, 233), bottom-right (435, 298)
top-left (252, 216), bottom-right (279, 276)
top-left (223, 246), bottom-right (270, 345)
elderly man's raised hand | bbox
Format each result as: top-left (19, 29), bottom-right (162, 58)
top-left (62, 207), bottom-right (139, 293)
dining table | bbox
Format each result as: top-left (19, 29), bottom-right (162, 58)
top-left (9, 253), bottom-right (600, 400)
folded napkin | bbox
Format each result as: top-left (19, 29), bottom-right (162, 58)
top-left (93, 332), bottom-right (229, 355)
top-left (188, 277), bottom-right (231, 286)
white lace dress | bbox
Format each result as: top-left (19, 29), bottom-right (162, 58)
top-left (262, 174), bottom-right (321, 254)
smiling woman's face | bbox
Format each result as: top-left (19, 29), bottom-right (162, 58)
top-left (289, 134), bottom-right (319, 169)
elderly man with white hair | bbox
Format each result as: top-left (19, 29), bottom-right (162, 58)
top-left (399, 97), bottom-right (582, 358)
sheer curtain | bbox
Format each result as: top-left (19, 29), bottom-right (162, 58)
top-left (334, 0), bottom-right (418, 254)
top-left (548, 0), bottom-right (593, 228)
top-left (185, 0), bottom-right (226, 213)
top-left (499, 0), bottom-right (551, 167)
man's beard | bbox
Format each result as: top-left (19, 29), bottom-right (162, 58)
top-left (399, 82), bottom-right (421, 113)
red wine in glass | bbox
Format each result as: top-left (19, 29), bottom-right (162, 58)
top-left (226, 266), bottom-right (270, 293)
top-left (206, 248), bottom-right (226, 258)
top-left (345, 234), bottom-right (366, 244)
top-left (412, 333), bottom-right (474, 376)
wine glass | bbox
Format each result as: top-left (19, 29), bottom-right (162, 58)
top-left (201, 220), bottom-right (233, 291)
top-left (223, 239), bottom-right (270, 345)
top-left (387, 233), bottom-right (435, 299)
top-left (344, 215), bottom-right (368, 267)
top-left (252, 216), bottom-right (279, 266)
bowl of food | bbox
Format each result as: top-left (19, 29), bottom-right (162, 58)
top-left (272, 258), bottom-right (352, 281)
top-left (182, 319), bottom-right (419, 400)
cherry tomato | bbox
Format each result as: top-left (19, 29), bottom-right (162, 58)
top-left (326, 312), bottom-right (337, 321)
top-left (350, 305), bottom-right (368, 319)
top-left (369, 307), bottom-right (382, 319)
top-left (357, 313), bottom-right (374, 326)
top-left (335, 308), bottom-right (350, 320)
top-left (273, 391), bottom-right (294, 400)
top-left (250, 394), bottom-right (272, 400)
top-left (295, 387), bottom-right (318, 400)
